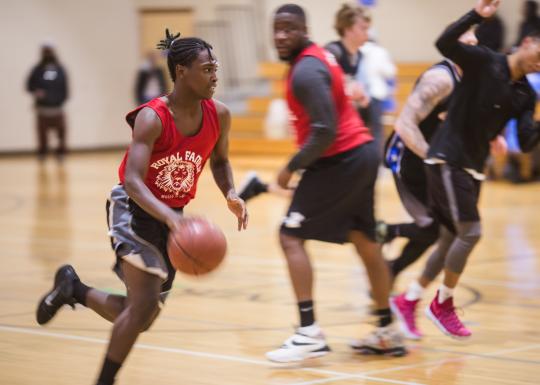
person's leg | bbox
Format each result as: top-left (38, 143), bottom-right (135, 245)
top-left (96, 261), bottom-right (162, 385)
top-left (55, 113), bottom-right (67, 157)
top-left (349, 230), bottom-right (407, 356)
top-left (348, 143), bottom-right (407, 356)
top-left (37, 114), bottom-right (48, 158)
top-left (388, 221), bottom-right (439, 279)
top-left (418, 226), bottom-right (456, 287)
top-left (265, 231), bottom-right (330, 363)
top-left (425, 166), bottom-right (482, 339)
top-left (425, 221), bottom-right (480, 339)
top-left (349, 230), bottom-right (391, 315)
top-left (36, 264), bottom-right (127, 325)
top-left (389, 226), bottom-right (455, 340)
top-left (279, 232), bottom-right (312, 306)
top-left (384, 221), bottom-right (436, 242)
top-left (265, 164), bottom-right (337, 363)
top-left (440, 221), bottom-right (481, 290)
top-left (85, 289), bottom-right (128, 323)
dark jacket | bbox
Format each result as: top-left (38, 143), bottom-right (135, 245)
top-left (428, 9), bottom-right (540, 173)
top-left (135, 67), bottom-right (167, 105)
top-left (27, 63), bottom-right (68, 107)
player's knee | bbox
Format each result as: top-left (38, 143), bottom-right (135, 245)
top-left (129, 296), bottom-right (160, 332)
top-left (456, 222), bottom-right (482, 245)
top-left (140, 308), bottom-right (160, 332)
top-left (279, 231), bottom-right (303, 253)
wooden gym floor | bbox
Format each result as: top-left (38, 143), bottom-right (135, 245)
top-left (0, 152), bottom-right (539, 385)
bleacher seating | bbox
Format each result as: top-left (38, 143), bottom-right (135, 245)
top-left (229, 61), bottom-right (431, 156)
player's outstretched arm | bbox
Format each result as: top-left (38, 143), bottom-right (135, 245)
top-left (435, 1), bottom-right (497, 70)
top-left (211, 100), bottom-right (248, 231)
top-left (124, 107), bottom-right (183, 231)
top-left (395, 68), bottom-right (453, 159)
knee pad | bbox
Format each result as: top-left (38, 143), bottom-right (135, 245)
top-left (456, 221), bottom-right (482, 245)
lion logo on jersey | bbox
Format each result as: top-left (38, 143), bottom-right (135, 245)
top-left (155, 159), bottom-right (195, 197)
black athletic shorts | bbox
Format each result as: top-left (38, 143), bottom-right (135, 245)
top-left (425, 163), bottom-right (481, 234)
top-left (393, 172), bottom-right (433, 228)
top-left (280, 141), bottom-right (378, 243)
top-left (106, 184), bottom-right (182, 297)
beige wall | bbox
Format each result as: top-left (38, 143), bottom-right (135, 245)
top-left (0, 0), bottom-right (523, 152)
top-left (263, 0), bottom-right (521, 62)
top-left (1, 0), bottom-right (138, 152)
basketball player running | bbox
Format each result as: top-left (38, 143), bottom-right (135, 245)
top-left (35, 30), bottom-right (248, 385)
top-left (383, 30), bottom-right (477, 287)
top-left (393, 0), bottom-right (540, 340)
top-left (386, 28), bottom-right (508, 339)
top-left (239, 5), bottom-right (370, 204)
top-left (266, 4), bottom-right (406, 363)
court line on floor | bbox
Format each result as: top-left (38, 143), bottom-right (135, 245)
top-left (362, 343), bottom-right (540, 376)
top-left (288, 374), bottom-right (424, 385)
top-left (0, 325), bottom-right (423, 385)
top-left (288, 343), bottom-right (540, 385)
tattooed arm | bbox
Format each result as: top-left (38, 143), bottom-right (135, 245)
top-left (394, 67), bottom-right (454, 159)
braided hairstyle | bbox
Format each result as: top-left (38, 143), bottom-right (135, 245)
top-left (157, 29), bottom-right (214, 82)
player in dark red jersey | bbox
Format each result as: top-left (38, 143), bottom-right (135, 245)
top-left (34, 30), bottom-right (248, 385)
top-left (265, 4), bottom-right (406, 363)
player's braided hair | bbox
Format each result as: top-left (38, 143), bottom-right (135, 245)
top-left (157, 28), bottom-right (214, 81)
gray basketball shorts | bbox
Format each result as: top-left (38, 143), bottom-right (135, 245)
top-left (106, 184), bottom-right (182, 294)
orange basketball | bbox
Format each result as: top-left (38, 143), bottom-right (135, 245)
top-left (167, 217), bottom-right (227, 275)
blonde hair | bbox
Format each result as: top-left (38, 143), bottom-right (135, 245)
top-left (334, 3), bottom-right (371, 37)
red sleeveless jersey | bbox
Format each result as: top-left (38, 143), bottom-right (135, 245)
top-left (118, 97), bottom-right (220, 208)
top-left (286, 44), bottom-right (372, 156)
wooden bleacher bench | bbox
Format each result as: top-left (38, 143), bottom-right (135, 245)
top-left (230, 61), bottom-right (432, 156)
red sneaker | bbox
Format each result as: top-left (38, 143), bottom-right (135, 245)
top-left (390, 293), bottom-right (422, 340)
top-left (425, 291), bottom-right (471, 339)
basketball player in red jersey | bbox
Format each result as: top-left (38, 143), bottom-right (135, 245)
top-left (35, 30), bottom-right (248, 385)
top-left (266, 4), bottom-right (406, 363)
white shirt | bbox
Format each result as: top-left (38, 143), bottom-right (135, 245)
top-left (357, 41), bottom-right (396, 100)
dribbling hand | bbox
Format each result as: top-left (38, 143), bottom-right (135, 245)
top-left (165, 211), bottom-right (185, 233)
top-left (475, 0), bottom-right (500, 18)
top-left (227, 191), bottom-right (248, 231)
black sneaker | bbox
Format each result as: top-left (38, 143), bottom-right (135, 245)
top-left (238, 171), bottom-right (268, 202)
top-left (36, 265), bottom-right (79, 325)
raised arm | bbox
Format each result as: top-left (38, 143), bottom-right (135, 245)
top-left (210, 100), bottom-right (248, 230)
top-left (123, 107), bottom-right (183, 230)
top-left (435, 0), bottom-right (498, 69)
top-left (394, 67), bottom-right (454, 159)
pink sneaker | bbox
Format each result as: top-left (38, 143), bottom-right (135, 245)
top-left (390, 293), bottom-right (422, 340)
top-left (425, 292), bottom-right (471, 340)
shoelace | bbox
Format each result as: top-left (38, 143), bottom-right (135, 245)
top-left (442, 305), bottom-right (466, 330)
top-left (400, 299), bottom-right (418, 327)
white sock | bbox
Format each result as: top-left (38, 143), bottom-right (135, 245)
top-left (297, 322), bottom-right (321, 337)
top-left (404, 280), bottom-right (424, 301)
top-left (438, 284), bottom-right (454, 303)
